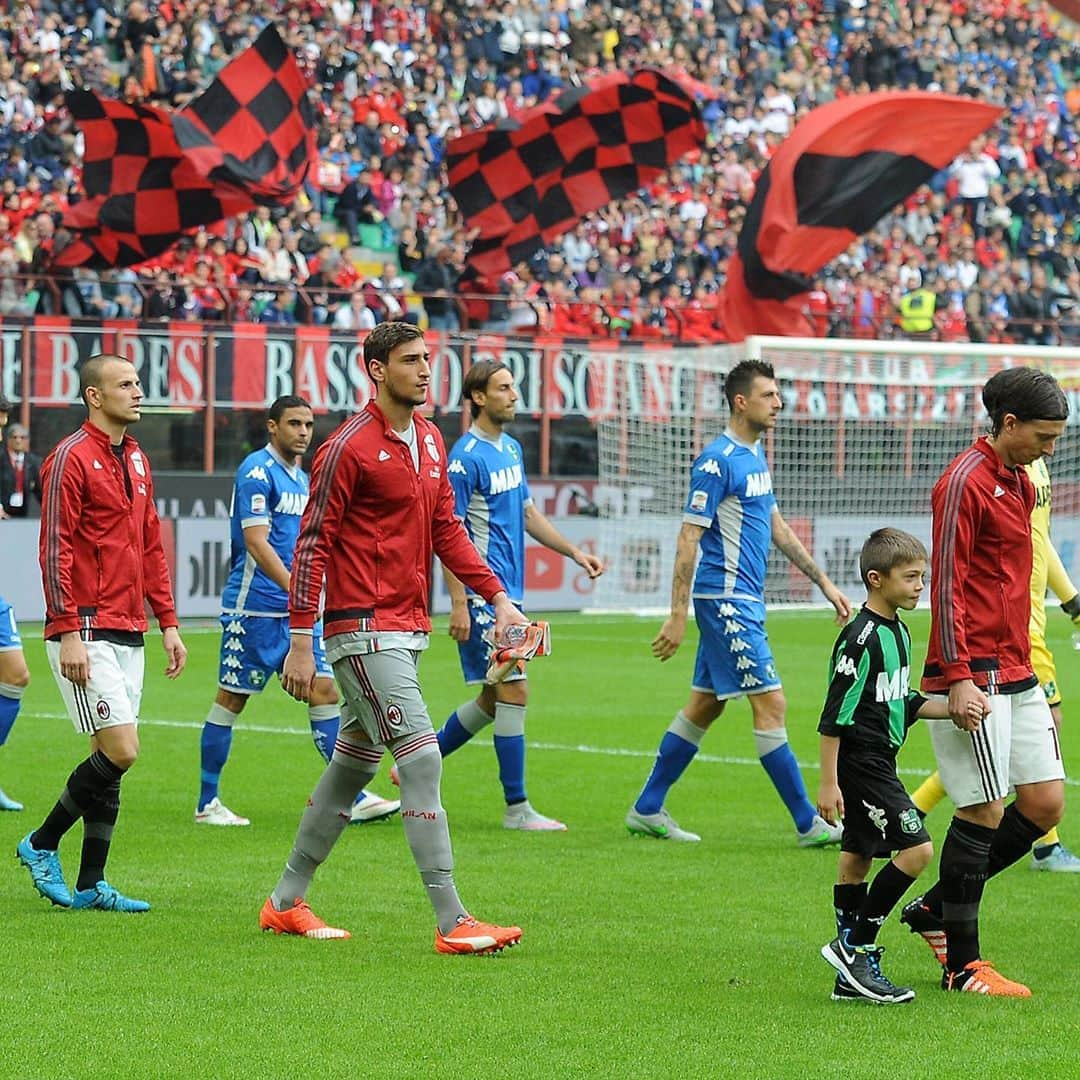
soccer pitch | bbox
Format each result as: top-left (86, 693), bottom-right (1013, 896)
top-left (4, 611), bottom-right (1078, 1079)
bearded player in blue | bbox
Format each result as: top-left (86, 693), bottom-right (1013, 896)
top-left (430, 361), bottom-right (604, 830)
top-left (626, 360), bottom-right (852, 845)
top-left (194, 396), bottom-right (398, 827)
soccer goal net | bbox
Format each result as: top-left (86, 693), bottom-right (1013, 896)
top-left (588, 337), bottom-right (1080, 613)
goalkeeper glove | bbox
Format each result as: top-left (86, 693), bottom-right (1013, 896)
top-left (1061, 594), bottom-right (1080, 624)
top-left (485, 621), bottom-right (552, 684)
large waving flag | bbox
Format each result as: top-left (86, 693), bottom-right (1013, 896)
top-left (56, 25), bottom-right (315, 269)
top-left (719, 92), bottom-right (1002, 341)
top-left (448, 69), bottom-right (708, 279)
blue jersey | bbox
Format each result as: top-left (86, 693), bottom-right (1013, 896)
top-left (221, 446), bottom-right (309, 616)
top-left (448, 425), bottom-right (531, 602)
top-left (682, 430), bottom-right (776, 600)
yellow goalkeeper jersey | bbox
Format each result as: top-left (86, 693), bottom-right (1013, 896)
top-left (1026, 457), bottom-right (1077, 640)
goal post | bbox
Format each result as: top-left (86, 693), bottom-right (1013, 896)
top-left (588, 337), bottom-right (1080, 614)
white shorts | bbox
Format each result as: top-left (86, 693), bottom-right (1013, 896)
top-left (926, 685), bottom-right (1065, 808)
top-left (46, 639), bottom-right (144, 734)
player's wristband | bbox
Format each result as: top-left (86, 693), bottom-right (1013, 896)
top-left (1061, 595), bottom-right (1080, 622)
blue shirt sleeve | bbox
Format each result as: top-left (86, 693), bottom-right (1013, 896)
top-left (235, 461), bottom-right (273, 528)
top-left (448, 450), bottom-right (480, 521)
top-left (682, 451), bottom-right (729, 526)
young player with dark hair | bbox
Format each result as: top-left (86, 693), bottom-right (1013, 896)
top-left (910, 450), bottom-right (1080, 871)
top-left (195, 395), bottom-right (398, 827)
top-left (902, 366), bottom-right (1068, 997)
top-left (818, 529), bottom-right (988, 1004)
top-left (259, 323), bottom-right (528, 952)
top-left (626, 359), bottom-right (853, 845)
top-left (18, 356), bottom-right (187, 912)
top-left (426, 359), bottom-right (603, 830)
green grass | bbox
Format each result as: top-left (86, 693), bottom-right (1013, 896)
top-left (3, 611), bottom-right (1078, 1079)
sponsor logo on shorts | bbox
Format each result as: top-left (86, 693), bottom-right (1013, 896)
top-left (96, 700), bottom-right (111, 721)
top-left (863, 800), bottom-right (887, 837)
top-left (899, 808), bottom-right (922, 835)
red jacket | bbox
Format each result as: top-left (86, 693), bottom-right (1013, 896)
top-left (922, 437), bottom-right (1036, 693)
top-left (289, 400), bottom-right (504, 637)
top-left (39, 422), bottom-right (177, 639)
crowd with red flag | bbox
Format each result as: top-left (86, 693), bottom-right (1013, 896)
top-left (0, 0), bottom-right (1076, 344)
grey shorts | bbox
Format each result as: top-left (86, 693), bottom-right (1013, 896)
top-left (332, 648), bottom-right (433, 747)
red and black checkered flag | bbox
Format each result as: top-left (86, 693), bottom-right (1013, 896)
top-left (448, 69), bottom-right (708, 279)
top-left (719, 92), bottom-right (1002, 341)
top-left (56, 25), bottom-right (315, 269)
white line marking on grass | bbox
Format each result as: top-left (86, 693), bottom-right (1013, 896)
top-left (25, 711), bottom-right (1080, 786)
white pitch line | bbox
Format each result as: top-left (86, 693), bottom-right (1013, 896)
top-left (24, 711), bottom-right (1080, 786)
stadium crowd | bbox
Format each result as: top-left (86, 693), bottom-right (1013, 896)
top-left (0, 0), bottom-right (1076, 343)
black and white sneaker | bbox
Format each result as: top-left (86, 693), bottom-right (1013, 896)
top-left (830, 973), bottom-right (862, 1001)
top-left (821, 937), bottom-right (915, 1004)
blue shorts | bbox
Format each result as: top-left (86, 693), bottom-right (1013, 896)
top-left (0, 597), bottom-right (21, 652)
top-left (691, 597), bottom-right (781, 700)
top-left (457, 598), bottom-right (526, 685)
top-left (218, 614), bottom-right (332, 695)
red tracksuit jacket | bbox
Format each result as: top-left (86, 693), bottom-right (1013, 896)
top-left (922, 436), bottom-right (1036, 694)
top-left (39, 422), bottom-right (178, 639)
top-left (289, 399), bottom-right (504, 637)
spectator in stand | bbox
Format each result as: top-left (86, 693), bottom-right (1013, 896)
top-left (332, 288), bottom-right (376, 331)
top-left (414, 244), bottom-right (460, 332)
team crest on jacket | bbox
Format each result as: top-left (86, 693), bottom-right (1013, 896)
top-left (424, 433), bottom-right (439, 462)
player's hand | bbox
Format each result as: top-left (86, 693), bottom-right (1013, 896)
top-left (282, 638), bottom-right (317, 702)
top-left (162, 627), bottom-right (187, 679)
top-left (59, 632), bottom-right (90, 688)
top-left (448, 601), bottom-right (471, 643)
top-left (652, 615), bottom-right (686, 661)
top-left (948, 679), bottom-right (985, 731)
top-left (823, 583), bottom-right (853, 625)
top-left (817, 782), bottom-right (844, 826)
top-left (573, 549), bottom-right (605, 579)
top-left (491, 593), bottom-right (528, 647)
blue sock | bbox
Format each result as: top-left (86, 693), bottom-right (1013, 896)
top-left (0, 685), bottom-right (21, 746)
top-left (436, 699), bottom-right (494, 758)
top-left (756, 729), bottom-right (816, 833)
top-left (634, 722), bottom-right (702, 816)
top-left (308, 705), bottom-right (340, 764)
top-left (493, 701), bottom-right (528, 804)
top-left (199, 705), bottom-right (236, 810)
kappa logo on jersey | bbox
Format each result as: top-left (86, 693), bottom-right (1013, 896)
top-left (489, 463), bottom-right (523, 495)
top-left (250, 494), bottom-right (266, 515)
top-left (724, 619), bottom-right (745, 634)
top-left (735, 655), bottom-right (754, 671)
top-left (448, 459), bottom-right (467, 475)
top-left (225, 620), bottom-right (244, 635)
top-left (875, 666), bottom-right (910, 703)
top-left (863, 800), bottom-right (887, 837)
top-left (744, 472), bottom-right (772, 497)
top-left (245, 465), bottom-right (269, 482)
top-left (835, 654), bottom-right (858, 678)
top-left (740, 673), bottom-right (762, 688)
top-left (223, 655), bottom-right (242, 669)
top-left (718, 602), bottom-right (736, 617)
top-left (424, 433), bottom-right (440, 462)
top-left (221, 672), bottom-right (240, 686)
top-left (274, 491), bottom-right (309, 516)
top-left (224, 637), bottom-right (243, 652)
top-left (728, 637), bottom-right (750, 653)
top-left (698, 458), bottom-right (723, 477)
top-left (378, 450), bottom-right (392, 461)
top-left (689, 489), bottom-right (708, 513)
